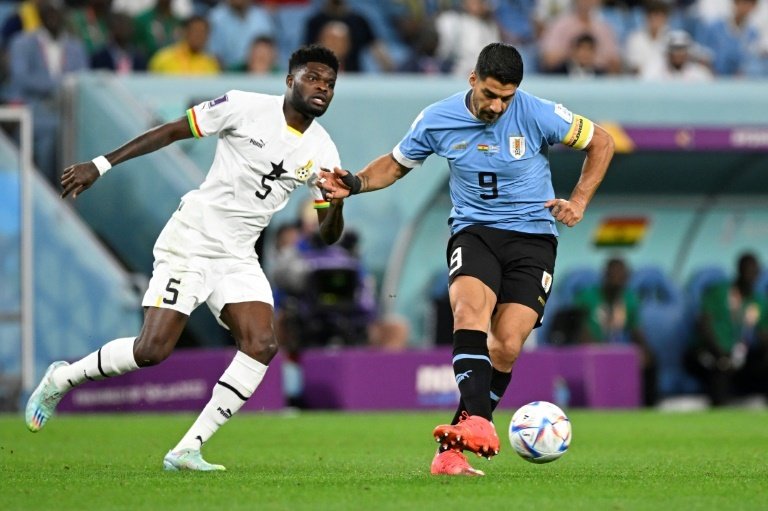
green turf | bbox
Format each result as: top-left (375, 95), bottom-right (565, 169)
top-left (1, 409), bottom-right (766, 511)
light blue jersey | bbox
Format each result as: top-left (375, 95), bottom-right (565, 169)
top-left (393, 89), bottom-right (591, 236)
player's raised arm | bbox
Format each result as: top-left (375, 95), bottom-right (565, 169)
top-left (60, 117), bottom-right (194, 199)
top-left (546, 121), bottom-right (614, 227)
top-left (318, 154), bottom-right (410, 200)
top-left (566, 123), bottom-right (614, 219)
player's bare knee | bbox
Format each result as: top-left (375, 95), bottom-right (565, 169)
top-left (490, 341), bottom-right (521, 365)
top-left (452, 303), bottom-right (487, 330)
top-left (133, 336), bottom-right (174, 367)
top-left (237, 332), bottom-right (278, 364)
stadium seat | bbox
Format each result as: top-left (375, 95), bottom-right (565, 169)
top-left (756, 271), bottom-right (768, 299)
top-left (685, 266), bottom-right (728, 313)
top-left (553, 267), bottom-right (601, 306)
top-left (630, 266), bottom-right (699, 396)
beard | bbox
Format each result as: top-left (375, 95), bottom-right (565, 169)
top-left (292, 95), bottom-right (328, 118)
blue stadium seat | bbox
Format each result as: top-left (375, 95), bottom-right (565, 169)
top-left (630, 266), bottom-right (699, 396)
top-left (685, 266), bottom-right (728, 313)
top-left (554, 267), bottom-right (600, 306)
top-left (756, 271), bottom-right (768, 299)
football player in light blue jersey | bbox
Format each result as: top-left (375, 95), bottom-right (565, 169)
top-left (319, 42), bottom-right (614, 476)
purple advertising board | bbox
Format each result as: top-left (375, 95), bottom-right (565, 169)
top-left (57, 348), bottom-right (284, 413)
top-left (56, 345), bottom-right (639, 413)
top-left (623, 126), bottom-right (768, 151)
top-left (302, 345), bottom-right (640, 411)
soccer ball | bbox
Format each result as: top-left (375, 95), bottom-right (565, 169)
top-left (508, 401), bottom-right (572, 464)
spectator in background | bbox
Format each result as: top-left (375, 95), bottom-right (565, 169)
top-left (700, 0), bottom-right (762, 75)
top-left (148, 14), bottom-right (219, 74)
top-left (624, 0), bottom-right (672, 75)
top-left (7, 0), bottom-right (88, 182)
top-left (269, 201), bottom-right (381, 406)
top-left (133, 0), bottom-right (183, 61)
top-left (316, 20), bottom-right (351, 72)
top-left (1, 0), bottom-right (43, 50)
top-left (245, 35), bottom-right (279, 74)
top-left (90, 12), bottom-right (148, 73)
top-left (533, 0), bottom-right (571, 38)
top-left (397, 21), bottom-right (451, 74)
top-left (546, 32), bottom-right (607, 76)
top-left (572, 258), bottom-right (657, 406)
top-left (495, 0), bottom-right (538, 70)
top-left (304, 0), bottom-right (394, 72)
top-left (391, 0), bottom-right (460, 51)
top-left (686, 252), bottom-right (768, 407)
top-left (271, 199), bottom-right (377, 350)
top-left (640, 29), bottom-right (713, 80)
top-left (206, 0), bottom-right (274, 72)
top-left (539, 0), bottom-right (622, 73)
top-left (112, 0), bottom-right (192, 18)
top-left (435, 0), bottom-right (501, 76)
top-left (68, 0), bottom-right (112, 57)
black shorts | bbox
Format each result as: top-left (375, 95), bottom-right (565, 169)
top-left (446, 225), bottom-right (557, 326)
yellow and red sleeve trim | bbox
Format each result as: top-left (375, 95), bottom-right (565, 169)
top-left (562, 115), bottom-right (595, 150)
top-left (186, 108), bottom-right (203, 138)
top-left (313, 199), bottom-right (330, 209)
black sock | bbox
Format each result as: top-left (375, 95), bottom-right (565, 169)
top-left (449, 368), bottom-right (512, 425)
top-left (451, 329), bottom-right (492, 420)
top-left (490, 367), bottom-right (512, 413)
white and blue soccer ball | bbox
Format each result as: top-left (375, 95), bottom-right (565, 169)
top-left (509, 401), bottom-right (572, 464)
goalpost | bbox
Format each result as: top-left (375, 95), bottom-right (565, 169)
top-left (0, 107), bottom-right (35, 394)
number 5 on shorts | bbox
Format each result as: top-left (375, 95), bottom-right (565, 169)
top-left (449, 247), bottom-right (462, 276)
top-left (163, 278), bottom-right (181, 305)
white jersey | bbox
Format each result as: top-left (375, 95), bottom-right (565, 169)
top-left (176, 90), bottom-right (338, 258)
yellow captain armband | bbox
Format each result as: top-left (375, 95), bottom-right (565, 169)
top-left (562, 115), bottom-right (595, 150)
top-left (313, 199), bottom-right (331, 209)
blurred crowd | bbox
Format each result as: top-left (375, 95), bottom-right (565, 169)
top-left (2, 0), bottom-right (767, 179)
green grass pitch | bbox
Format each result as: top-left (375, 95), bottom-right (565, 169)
top-left (1, 409), bottom-right (766, 511)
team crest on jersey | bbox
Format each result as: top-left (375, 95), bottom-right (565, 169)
top-left (509, 136), bottom-right (526, 159)
top-left (295, 160), bottom-right (313, 181)
top-left (208, 94), bottom-right (229, 107)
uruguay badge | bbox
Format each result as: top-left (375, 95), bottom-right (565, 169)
top-left (509, 136), bottom-right (526, 159)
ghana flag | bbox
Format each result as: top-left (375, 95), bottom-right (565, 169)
top-left (593, 217), bottom-right (649, 247)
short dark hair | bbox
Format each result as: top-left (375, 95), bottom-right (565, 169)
top-left (289, 44), bottom-right (339, 74)
top-left (474, 42), bottom-right (524, 86)
top-left (183, 14), bottom-right (208, 30)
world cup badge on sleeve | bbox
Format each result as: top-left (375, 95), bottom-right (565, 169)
top-left (509, 136), bottom-right (526, 159)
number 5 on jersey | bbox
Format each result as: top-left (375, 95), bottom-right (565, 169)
top-left (163, 278), bottom-right (181, 305)
top-left (449, 247), bottom-right (463, 276)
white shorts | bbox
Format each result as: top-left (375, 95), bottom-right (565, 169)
top-left (142, 217), bottom-right (274, 328)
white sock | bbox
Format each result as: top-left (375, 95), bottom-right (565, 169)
top-left (52, 337), bottom-right (139, 391)
top-left (173, 351), bottom-right (268, 452)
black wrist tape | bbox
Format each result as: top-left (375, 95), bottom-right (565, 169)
top-left (340, 172), bottom-right (362, 195)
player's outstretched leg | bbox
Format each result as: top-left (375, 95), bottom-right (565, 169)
top-left (25, 361), bottom-right (70, 432)
top-left (430, 448), bottom-right (485, 476)
top-left (164, 351), bottom-right (268, 472)
top-left (433, 412), bottom-right (500, 458)
top-left (163, 448), bottom-right (226, 472)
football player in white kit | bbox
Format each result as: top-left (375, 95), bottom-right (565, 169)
top-left (26, 45), bottom-right (344, 471)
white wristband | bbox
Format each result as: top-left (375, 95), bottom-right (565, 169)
top-left (91, 155), bottom-right (112, 176)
